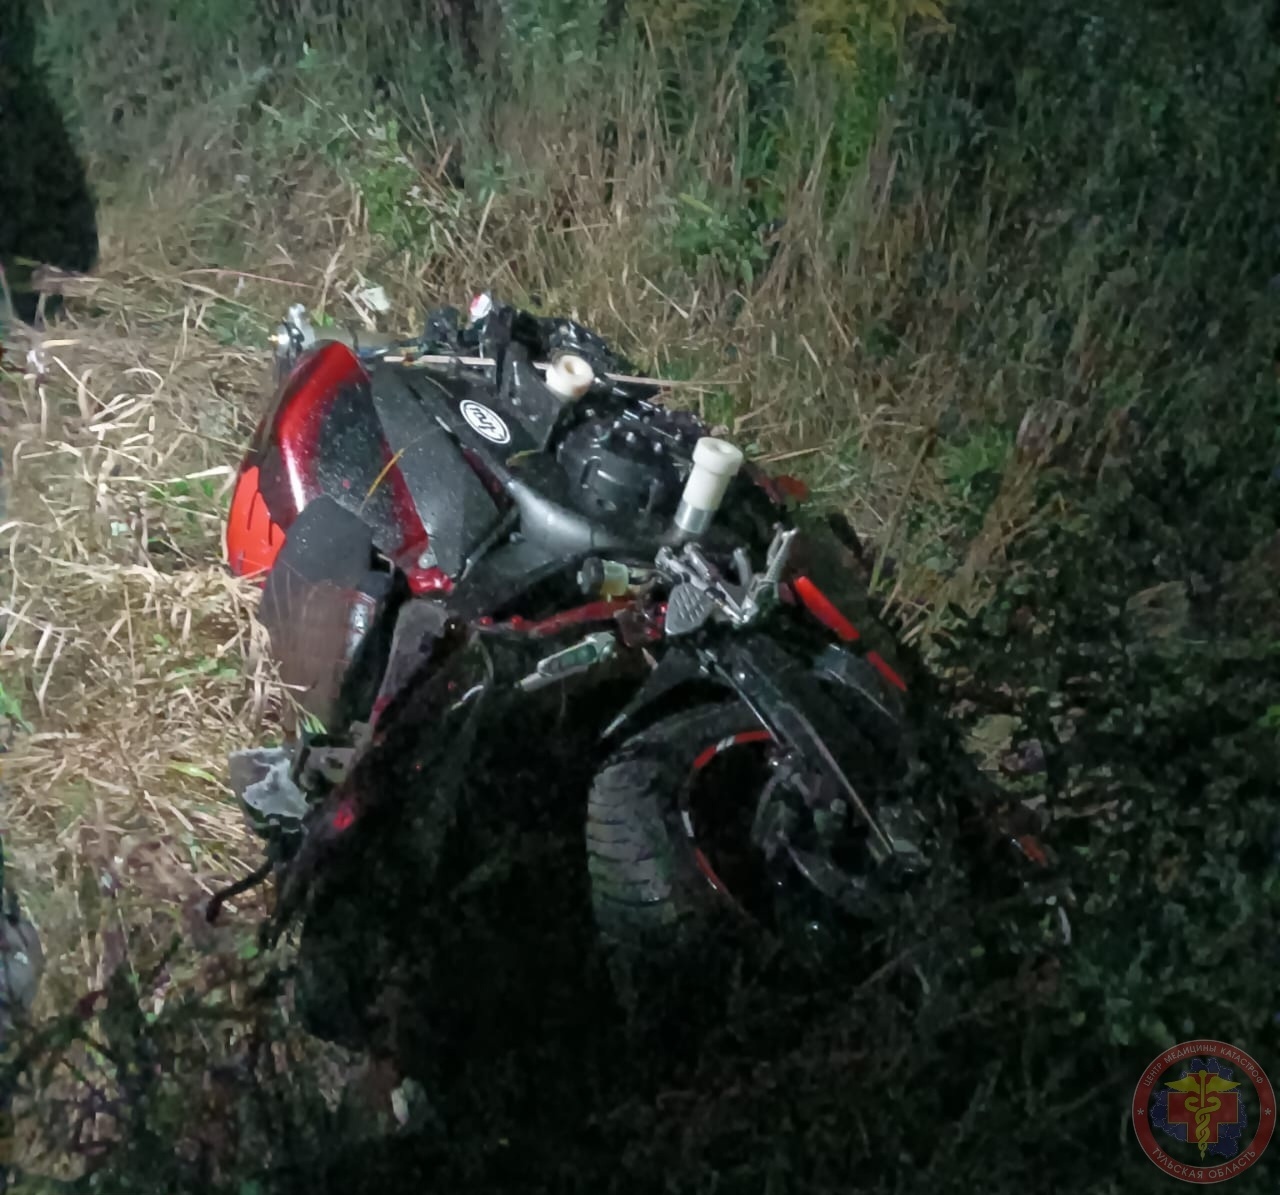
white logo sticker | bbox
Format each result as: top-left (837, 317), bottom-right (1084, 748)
top-left (459, 400), bottom-right (510, 445)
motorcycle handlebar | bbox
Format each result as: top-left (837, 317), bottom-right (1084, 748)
top-left (314, 326), bottom-right (411, 360)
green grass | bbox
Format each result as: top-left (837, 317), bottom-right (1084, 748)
top-left (0, 679), bottom-right (32, 735)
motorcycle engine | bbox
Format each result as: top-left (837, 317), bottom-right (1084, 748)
top-left (556, 404), bottom-right (702, 524)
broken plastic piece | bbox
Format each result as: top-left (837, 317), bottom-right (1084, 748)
top-left (229, 747), bottom-right (308, 837)
top-left (354, 282), bottom-right (391, 314)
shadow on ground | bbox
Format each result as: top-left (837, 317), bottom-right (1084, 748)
top-left (0, 0), bottom-right (97, 325)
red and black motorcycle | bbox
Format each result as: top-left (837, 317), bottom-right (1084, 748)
top-left (216, 295), bottom-right (1049, 994)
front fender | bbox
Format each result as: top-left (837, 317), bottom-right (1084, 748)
top-left (605, 631), bottom-right (919, 868)
top-left (604, 630), bottom-right (902, 749)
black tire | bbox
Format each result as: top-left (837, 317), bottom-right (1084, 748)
top-left (586, 703), bottom-right (778, 945)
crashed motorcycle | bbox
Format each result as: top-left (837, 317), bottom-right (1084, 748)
top-left (215, 295), bottom-right (1049, 1014)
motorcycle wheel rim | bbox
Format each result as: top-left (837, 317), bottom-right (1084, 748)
top-left (678, 729), bottom-right (780, 920)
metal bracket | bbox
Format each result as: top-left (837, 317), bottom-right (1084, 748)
top-left (228, 747), bottom-right (310, 839)
top-left (657, 525), bottom-right (798, 635)
top-left (273, 303), bottom-right (317, 383)
top-left (516, 630), bottom-right (617, 692)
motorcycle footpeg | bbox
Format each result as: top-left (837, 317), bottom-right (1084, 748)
top-left (664, 582), bottom-right (715, 636)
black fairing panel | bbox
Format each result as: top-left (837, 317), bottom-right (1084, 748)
top-left (263, 494), bottom-right (375, 589)
top-left (259, 497), bottom-right (394, 729)
top-left (389, 337), bottom-right (563, 463)
top-left (396, 367), bottom-right (542, 462)
top-left (446, 538), bottom-right (569, 622)
top-left (371, 370), bottom-right (501, 576)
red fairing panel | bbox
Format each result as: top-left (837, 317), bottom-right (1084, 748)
top-left (225, 342), bottom-right (450, 593)
top-left (225, 464), bottom-right (284, 577)
top-left (791, 575), bottom-right (907, 692)
top-left (265, 341), bottom-right (369, 517)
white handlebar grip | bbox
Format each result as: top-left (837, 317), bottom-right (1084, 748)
top-left (676, 436), bottom-right (745, 534)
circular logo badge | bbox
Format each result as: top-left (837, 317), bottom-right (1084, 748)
top-left (459, 399), bottom-right (510, 445)
top-left (1133, 1039), bottom-right (1275, 1183)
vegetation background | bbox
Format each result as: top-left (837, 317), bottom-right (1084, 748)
top-left (0, 0), bottom-right (1279, 1189)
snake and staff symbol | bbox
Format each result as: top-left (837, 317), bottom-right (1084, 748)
top-left (1133, 1042), bottom-right (1276, 1183)
top-left (1164, 1068), bottom-right (1243, 1160)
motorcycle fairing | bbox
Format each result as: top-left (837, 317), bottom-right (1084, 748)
top-left (600, 648), bottom-right (712, 742)
top-left (225, 462), bottom-right (285, 577)
top-left (267, 627), bottom-right (498, 938)
top-left (445, 537), bottom-right (572, 623)
top-left (230, 333), bottom-right (590, 588)
top-left (257, 496), bottom-right (397, 732)
top-left (369, 369), bottom-right (507, 577)
top-left (394, 363), bottom-right (543, 463)
top-left (228, 342), bottom-right (459, 590)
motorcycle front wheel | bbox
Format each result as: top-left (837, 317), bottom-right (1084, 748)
top-left (585, 702), bottom-right (803, 946)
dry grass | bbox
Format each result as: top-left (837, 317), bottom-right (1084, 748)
top-left (3, 3), bottom-right (1268, 1187)
top-left (0, 205), bottom-right (392, 1174)
top-left (0, 268), bottom-right (289, 1007)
